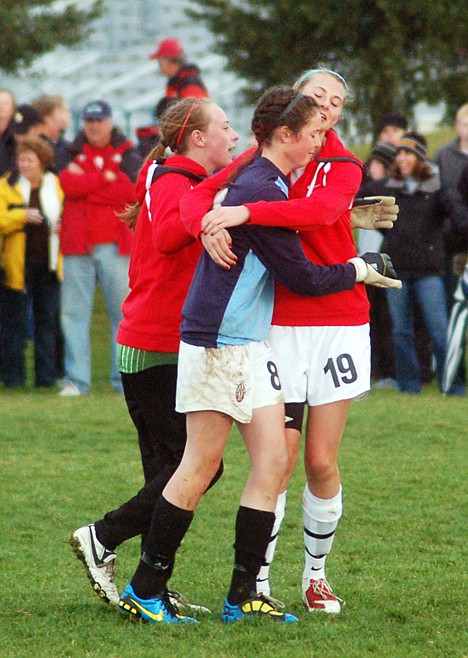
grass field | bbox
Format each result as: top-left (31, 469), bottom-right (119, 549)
top-left (0, 290), bottom-right (466, 658)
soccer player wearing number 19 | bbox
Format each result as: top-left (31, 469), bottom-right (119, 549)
top-left (249, 70), bottom-right (376, 614)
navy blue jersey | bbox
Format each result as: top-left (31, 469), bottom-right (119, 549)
top-left (181, 156), bottom-right (356, 348)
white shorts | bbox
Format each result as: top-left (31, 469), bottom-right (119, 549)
top-left (176, 340), bottom-right (285, 423)
top-left (266, 324), bottom-right (371, 407)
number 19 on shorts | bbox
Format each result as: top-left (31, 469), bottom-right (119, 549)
top-left (323, 353), bottom-right (357, 388)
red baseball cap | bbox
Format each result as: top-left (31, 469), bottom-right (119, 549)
top-left (149, 37), bottom-right (184, 60)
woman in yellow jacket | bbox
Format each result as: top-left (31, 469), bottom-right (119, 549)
top-left (0, 138), bottom-right (63, 387)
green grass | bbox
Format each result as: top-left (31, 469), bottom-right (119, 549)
top-left (1, 291), bottom-right (466, 658)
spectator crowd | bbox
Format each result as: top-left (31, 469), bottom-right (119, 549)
top-left (0, 92), bottom-right (142, 393)
top-left (0, 38), bottom-right (467, 397)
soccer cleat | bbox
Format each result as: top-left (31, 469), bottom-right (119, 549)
top-left (70, 524), bottom-right (120, 606)
top-left (118, 584), bottom-right (198, 624)
top-left (255, 592), bottom-right (285, 612)
top-left (167, 589), bottom-right (211, 614)
top-left (302, 578), bottom-right (343, 613)
top-left (222, 593), bottom-right (298, 623)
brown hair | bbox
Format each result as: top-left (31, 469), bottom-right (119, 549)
top-left (32, 94), bottom-right (66, 118)
top-left (16, 138), bottom-right (55, 171)
top-left (153, 97), bottom-right (212, 158)
top-left (391, 131), bottom-right (432, 182)
top-left (120, 97), bottom-right (213, 229)
top-left (391, 157), bottom-right (432, 182)
top-left (252, 86), bottom-right (319, 146)
top-left (226, 86), bottom-right (319, 185)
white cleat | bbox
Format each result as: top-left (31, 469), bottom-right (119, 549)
top-left (70, 524), bottom-right (119, 605)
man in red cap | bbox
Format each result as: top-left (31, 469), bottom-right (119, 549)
top-left (149, 37), bottom-right (209, 100)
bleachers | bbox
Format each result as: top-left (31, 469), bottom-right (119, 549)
top-left (2, 0), bottom-right (253, 146)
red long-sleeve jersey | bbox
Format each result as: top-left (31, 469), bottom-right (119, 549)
top-left (116, 155), bottom-right (206, 352)
top-left (180, 130), bottom-right (369, 327)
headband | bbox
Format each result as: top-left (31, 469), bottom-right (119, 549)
top-left (276, 92), bottom-right (303, 125)
top-left (175, 99), bottom-right (198, 150)
top-left (296, 68), bottom-right (348, 93)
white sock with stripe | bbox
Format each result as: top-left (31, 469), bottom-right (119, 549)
top-left (302, 484), bottom-right (342, 588)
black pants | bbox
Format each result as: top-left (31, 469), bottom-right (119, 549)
top-left (368, 286), bottom-right (395, 380)
top-left (95, 364), bottom-right (223, 549)
top-left (0, 269), bottom-right (60, 387)
top-left (0, 286), bottom-right (27, 387)
top-left (26, 265), bottom-right (60, 387)
top-left (123, 364), bottom-right (187, 484)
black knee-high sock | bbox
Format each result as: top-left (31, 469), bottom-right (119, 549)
top-left (131, 496), bottom-right (193, 599)
top-left (227, 506), bottom-right (275, 605)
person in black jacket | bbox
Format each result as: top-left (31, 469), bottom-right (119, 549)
top-left (33, 94), bottom-right (72, 174)
top-left (374, 132), bottom-right (464, 394)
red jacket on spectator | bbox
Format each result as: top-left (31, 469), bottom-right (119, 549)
top-left (59, 128), bottom-right (140, 256)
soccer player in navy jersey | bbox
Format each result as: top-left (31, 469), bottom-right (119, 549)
top-left (117, 86), bottom-right (398, 624)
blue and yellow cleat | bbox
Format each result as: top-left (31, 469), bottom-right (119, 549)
top-left (222, 593), bottom-right (298, 623)
top-left (118, 584), bottom-right (198, 624)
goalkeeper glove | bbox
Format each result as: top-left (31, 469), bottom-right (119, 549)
top-left (351, 196), bottom-right (399, 230)
top-left (349, 252), bottom-right (402, 289)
